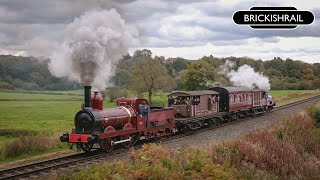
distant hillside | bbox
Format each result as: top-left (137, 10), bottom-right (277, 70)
top-left (0, 55), bottom-right (80, 91)
top-left (0, 52), bottom-right (319, 91)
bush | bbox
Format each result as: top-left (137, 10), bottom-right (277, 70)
top-left (56, 144), bottom-right (239, 180)
top-left (306, 105), bottom-right (320, 127)
top-left (1, 135), bottom-right (60, 158)
top-left (209, 112), bottom-right (320, 179)
top-left (104, 87), bottom-right (129, 102)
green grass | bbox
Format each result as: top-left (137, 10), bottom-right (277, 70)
top-left (268, 90), bottom-right (319, 97)
top-left (271, 90), bottom-right (320, 106)
top-left (0, 101), bottom-right (78, 133)
top-left (35, 89), bottom-right (83, 95)
top-left (0, 101), bottom-right (116, 133)
top-left (0, 92), bottom-right (82, 100)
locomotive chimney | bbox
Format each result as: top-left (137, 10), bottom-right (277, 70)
top-left (84, 86), bottom-right (91, 108)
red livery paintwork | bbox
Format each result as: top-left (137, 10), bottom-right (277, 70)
top-left (92, 91), bottom-right (103, 110)
top-left (69, 134), bottom-right (91, 143)
top-left (98, 106), bottom-right (136, 130)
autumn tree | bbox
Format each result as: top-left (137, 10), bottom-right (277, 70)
top-left (179, 60), bottom-right (216, 90)
top-left (130, 51), bottom-right (173, 104)
top-left (165, 57), bottom-right (189, 77)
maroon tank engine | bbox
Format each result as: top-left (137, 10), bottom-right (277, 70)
top-left (60, 85), bottom-right (176, 152)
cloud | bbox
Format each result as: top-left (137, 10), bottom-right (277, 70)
top-left (131, 36), bottom-right (320, 63)
top-left (0, 0), bottom-right (318, 63)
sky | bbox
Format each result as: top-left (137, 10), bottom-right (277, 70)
top-left (0, 0), bottom-right (319, 63)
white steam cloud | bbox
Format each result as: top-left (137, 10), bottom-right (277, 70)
top-left (49, 9), bottom-right (138, 90)
top-left (219, 60), bottom-right (271, 91)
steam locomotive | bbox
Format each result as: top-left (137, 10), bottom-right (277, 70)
top-left (60, 86), bottom-right (275, 152)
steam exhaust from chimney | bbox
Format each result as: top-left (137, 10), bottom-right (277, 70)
top-left (48, 9), bottom-right (138, 90)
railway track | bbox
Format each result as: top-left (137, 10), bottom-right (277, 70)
top-left (0, 149), bottom-right (132, 180)
top-left (1, 95), bottom-right (319, 180)
top-left (273, 95), bottom-right (320, 111)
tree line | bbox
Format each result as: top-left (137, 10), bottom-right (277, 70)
top-left (111, 49), bottom-right (320, 103)
top-left (0, 55), bottom-right (80, 91)
top-left (0, 50), bottom-right (319, 103)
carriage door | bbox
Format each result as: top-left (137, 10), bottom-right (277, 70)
top-left (253, 92), bottom-right (261, 107)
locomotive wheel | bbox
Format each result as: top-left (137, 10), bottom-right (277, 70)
top-left (101, 138), bottom-right (114, 152)
top-left (165, 128), bottom-right (172, 135)
top-left (209, 119), bottom-right (217, 127)
top-left (234, 114), bottom-right (239, 121)
top-left (183, 125), bottom-right (191, 134)
top-left (80, 143), bottom-right (93, 152)
top-left (121, 134), bottom-right (132, 148)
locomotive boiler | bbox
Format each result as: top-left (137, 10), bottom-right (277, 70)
top-left (74, 86), bottom-right (135, 134)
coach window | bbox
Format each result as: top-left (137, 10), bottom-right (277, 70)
top-left (212, 95), bottom-right (216, 103)
top-left (192, 96), bottom-right (200, 105)
top-left (230, 94), bottom-right (234, 103)
top-left (235, 94), bottom-right (240, 103)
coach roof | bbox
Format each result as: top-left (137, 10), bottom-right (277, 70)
top-left (208, 86), bottom-right (251, 93)
top-left (168, 90), bottom-right (219, 97)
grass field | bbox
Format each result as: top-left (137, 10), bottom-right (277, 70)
top-left (0, 92), bottom-right (82, 100)
top-left (0, 101), bottom-right (117, 133)
top-left (268, 90), bottom-right (317, 97)
top-left (270, 90), bottom-right (320, 106)
top-left (0, 89), bottom-right (319, 164)
top-left (36, 89), bottom-right (83, 95)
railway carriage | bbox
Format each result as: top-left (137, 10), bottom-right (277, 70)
top-left (208, 87), bottom-right (252, 112)
top-left (168, 90), bottom-right (220, 118)
top-left (208, 87), bottom-right (275, 119)
top-left (168, 90), bottom-right (225, 132)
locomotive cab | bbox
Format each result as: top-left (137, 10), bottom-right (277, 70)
top-left (116, 97), bottom-right (149, 114)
